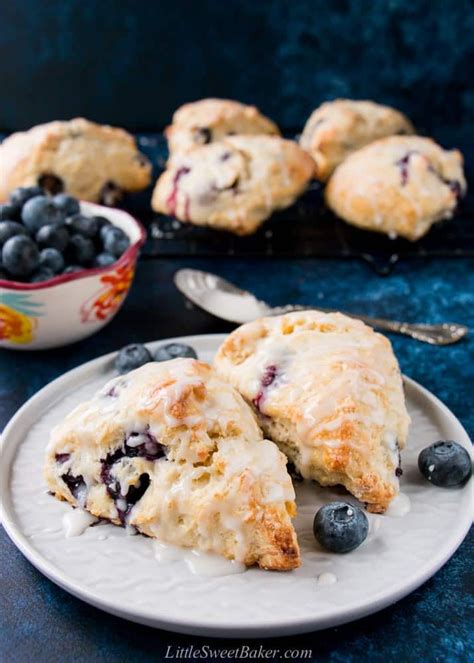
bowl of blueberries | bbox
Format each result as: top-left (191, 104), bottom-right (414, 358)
top-left (0, 186), bottom-right (146, 350)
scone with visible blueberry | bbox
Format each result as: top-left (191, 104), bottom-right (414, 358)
top-left (0, 118), bottom-right (152, 204)
top-left (325, 135), bottom-right (466, 240)
top-left (45, 359), bottom-right (300, 570)
top-left (214, 311), bottom-right (410, 514)
top-left (166, 98), bottom-right (279, 158)
top-left (300, 99), bottom-right (414, 181)
top-left (152, 135), bottom-right (315, 235)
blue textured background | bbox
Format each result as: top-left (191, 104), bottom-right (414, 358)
top-left (0, 0), bottom-right (473, 131)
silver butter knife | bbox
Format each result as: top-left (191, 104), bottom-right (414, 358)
top-left (174, 269), bottom-right (468, 346)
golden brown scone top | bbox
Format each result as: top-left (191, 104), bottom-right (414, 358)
top-left (214, 310), bottom-right (410, 513)
top-left (166, 98), bottom-right (280, 157)
top-left (152, 135), bottom-right (315, 235)
top-left (0, 117), bottom-right (152, 202)
top-left (300, 99), bottom-right (414, 181)
top-left (325, 135), bottom-right (466, 241)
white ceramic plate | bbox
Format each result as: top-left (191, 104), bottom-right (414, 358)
top-left (1, 334), bottom-right (472, 638)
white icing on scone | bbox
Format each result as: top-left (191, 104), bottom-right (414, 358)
top-left (45, 359), bottom-right (299, 570)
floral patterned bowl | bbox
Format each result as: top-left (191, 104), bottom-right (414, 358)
top-left (0, 202), bottom-right (146, 350)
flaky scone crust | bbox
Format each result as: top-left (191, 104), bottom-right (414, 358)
top-left (325, 135), bottom-right (466, 241)
top-left (152, 135), bottom-right (315, 235)
top-left (45, 359), bottom-right (299, 570)
top-left (166, 98), bottom-right (279, 157)
top-left (299, 99), bottom-right (414, 181)
top-left (0, 117), bottom-right (152, 202)
top-left (214, 311), bottom-right (411, 513)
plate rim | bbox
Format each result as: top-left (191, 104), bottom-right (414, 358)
top-left (0, 332), bottom-right (472, 638)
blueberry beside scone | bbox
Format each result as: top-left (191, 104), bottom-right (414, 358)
top-left (152, 135), bottom-right (315, 235)
top-left (325, 135), bottom-right (466, 240)
top-left (0, 118), bottom-right (152, 204)
top-left (165, 98), bottom-right (279, 158)
top-left (300, 99), bottom-right (414, 181)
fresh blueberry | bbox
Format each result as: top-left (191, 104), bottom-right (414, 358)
top-left (10, 186), bottom-right (43, 207)
top-left (418, 441), bottom-right (472, 487)
top-left (313, 502), bottom-right (369, 553)
top-left (30, 267), bottom-right (55, 283)
top-left (0, 221), bottom-right (28, 246)
top-left (39, 247), bottom-right (65, 274)
top-left (2, 235), bottom-right (40, 278)
top-left (21, 195), bottom-right (64, 233)
top-left (102, 226), bottom-right (130, 257)
top-left (67, 234), bottom-right (96, 265)
top-left (115, 343), bottom-right (153, 374)
top-left (63, 265), bottom-right (83, 274)
top-left (94, 252), bottom-right (116, 267)
top-left (53, 193), bottom-right (80, 216)
top-left (36, 224), bottom-right (69, 252)
top-left (0, 202), bottom-right (21, 221)
top-left (154, 343), bottom-right (198, 362)
top-left (94, 215), bottom-right (111, 231)
top-left (66, 213), bottom-right (100, 239)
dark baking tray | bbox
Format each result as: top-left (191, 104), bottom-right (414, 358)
top-left (126, 133), bottom-right (474, 275)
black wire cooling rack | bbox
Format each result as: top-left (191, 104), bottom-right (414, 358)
top-left (127, 133), bottom-right (474, 275)
top-left (2, 130), bottom-right (472, 275)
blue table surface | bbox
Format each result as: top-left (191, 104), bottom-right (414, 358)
top-left (1, 255), bottom-right (473, 662)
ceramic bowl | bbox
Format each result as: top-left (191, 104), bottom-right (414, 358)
top-left (0, 202), bottom-right (146, 350)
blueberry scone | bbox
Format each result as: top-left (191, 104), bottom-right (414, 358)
top-left (152, 135), bottom-right (315, 235)
top-left (45, 359), bottom-right (300, 570)
top-left (299, 99), bottom-right (414, 181)
top-left (0, 118), bottom-right (152, 204)
top-left (166, 98), bottom-right (279, 158)
top-left (325, 135), bottom-right (466, 241)
top-left (214, 311), bottom-right (410, 514)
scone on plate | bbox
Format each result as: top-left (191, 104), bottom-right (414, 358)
top-left (152, 135), bottom-right (315, 235)
top-left (299, 99), bottom-right (414, 181)
top-left (325, 135), bottom-right (466, 241)
top-left (166, 98), bottom-right (279, 158)
top-left (45, 359), bottom-right (300, 570)
top-left (0, 118), bottom-right (152, 204)
top-left (214, 311), bottom-right (410, 514)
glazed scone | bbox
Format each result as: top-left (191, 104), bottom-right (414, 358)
top-left (0, 118), bottom-right (152, 203)
top-left (166, 98), bottom-right (279, 158)
top-left (214, 311), bottom-right (410, 514)
top-left (45, 359), bottom-right (300, 570)
top-left (300, 99), bottom-right (414, 181)
top-left (152, 135), bottom-right (315, 235)
top-left (325, 135), bottom-right (466, 241)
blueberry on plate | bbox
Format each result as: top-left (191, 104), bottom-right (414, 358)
top-left (21, 195), bottom-right (64, 233)
top-left (0, 221), bottom-right (28, 246)
top-left (36, 224), bottom-right (69, 252)
top-left (115, 343), bottom-right (153, 374)
top-left (94, 252), bottom-right (116, 267)
top-left (10, 186), bottom-right (43, 207)
top-left (154, 343), bottom-right (198, 362)
top-left (39, 247), bottom-right (65, 274)
top-left (66, 213), bottom-right (100, 239)
top-left (53, 193), bottom-right (80, 217)
top-left (102, 226), bottom-right (130, 257)
top-left (418, 441), bottom-right (472, 487)
top-left (30, 267), bottom-right (55, 283)
top-left (313, 502), bottom-right (369, 553)
top-left (2, 235), bottom-right (40, 278)
top-left (0, 202), bottom-right (21, 221)
top-left (67, 234), bottom-right (96, 265)
top-left (62, 265), bottom-right (83, 274)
